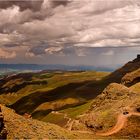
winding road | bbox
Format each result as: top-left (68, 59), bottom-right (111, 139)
top-left (96, 110), bottom-right (140, 136)
top-left (50, 109), bottom-right (140, 136)
top-left (67, 109), bottom-right (140, 137)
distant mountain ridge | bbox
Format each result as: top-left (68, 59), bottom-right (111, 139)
top-left (0, 64), bottom-right (119, 72)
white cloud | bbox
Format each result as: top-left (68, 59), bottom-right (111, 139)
top-left (25, 51), bottom-right (35, 58)
top-left (45, 46), bottom-right (63, 54)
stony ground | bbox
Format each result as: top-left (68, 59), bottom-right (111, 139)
top-left (1, 105), bottom-right (73, 139)
top-left (1, 105), bottom-right (97, 139)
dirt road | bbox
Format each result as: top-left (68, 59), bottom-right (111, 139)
top-left (52, 109), bottom-right (140, 136)
top-left (97, 110), bottom-right (140, 136)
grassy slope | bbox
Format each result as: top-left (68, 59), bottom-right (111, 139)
top-left (60, 100), bottom-right (93, 118)
top-left (0, 71), bottom-right (109, 125)
top-left (130, 82), bottom-right (140, 93)
top-left (1, 105), bottom-right (97, 139)
top-left (41, 101), bottom-right (93, 126)
top-left (0, 71), bottom-right (108, 105)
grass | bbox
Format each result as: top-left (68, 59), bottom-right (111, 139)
top-left (41, 113), bottom-right (68, 127)
top-left (42, 71), bottom-right (109, 89)
top-left (60, 101), bottom-right (93, 118)
top-left (34, 98), bottom-right (80, 111)
top-left (130, 82), bottom-right (140, 93)
top-left (0, 70), bottom-right (110, 126)
top-left (40, 101), bottom-right (93, 125)
top-left (0, 71), bottom-right (109, 105)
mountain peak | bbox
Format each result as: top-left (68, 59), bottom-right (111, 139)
top-left (137, 54), bottom-right (140, 59)
top-left (104, 55), bottom-right (140, 83)
top-left (131, 54), bottom-right (140, 63)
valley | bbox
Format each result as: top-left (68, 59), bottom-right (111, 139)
top-left (0, 56), bottom-right (140, 139)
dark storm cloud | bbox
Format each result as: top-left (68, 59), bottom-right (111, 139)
top-left (51, 0), bottom-right (71, 8)
top-left (0, 0), bottom-right (43, 11)
top-left (4, 43), bottom-right (19, 48)
top-left (0, 0), bottom-right (71, 11)
top-left (27, 41), bottom-right (78, 56)
top-left (29, 44), bottom-right (48, 55)
top-left (62, 46), bottom-right (76, 55)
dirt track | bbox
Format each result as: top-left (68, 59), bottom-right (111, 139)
top-left (96, 110), bottom-right (140, 136)
top-left (51, 109), bottom-right (140, 137)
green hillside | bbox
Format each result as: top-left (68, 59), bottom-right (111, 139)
top-left (0, 71), bottom-right (109, 125)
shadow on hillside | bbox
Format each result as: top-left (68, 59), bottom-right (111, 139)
top-left (10, 60), bottom-right (140, 116)
top-left (0, 80), bottom-right (48, 94)
top-left (10, 79), bottom-right (108, 115)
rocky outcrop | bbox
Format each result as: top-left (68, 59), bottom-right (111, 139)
top-left (1, 105), bottom-right (71, 139)
top-left (0, 105), bottom-right (95, 139)
top-left (0, 106), bottom-right (7, 139)
top-left (122, 68), bottom-right (140, 86)
top-left (89, 83), bottom-right (135, 111)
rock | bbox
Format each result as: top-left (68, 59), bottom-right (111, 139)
top-left (122, 68), bottom-right (140, 86)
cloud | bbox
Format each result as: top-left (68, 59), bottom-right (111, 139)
top-left (0, 0), bottom-right (140, 61)
top-left (45, 46), bottom-right (63, 54)
top-left (0, 48), bottom-right (16, 59)
top-left (25, 51), bottom-right (35, 58)
top-left (0, 1), bottom-right (43, 11)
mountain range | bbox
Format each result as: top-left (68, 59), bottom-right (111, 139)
top-left (0, 64), bottom-right (120, 72)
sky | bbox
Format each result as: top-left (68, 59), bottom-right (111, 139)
top-left (0, 0), bottom-right (140, 67)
